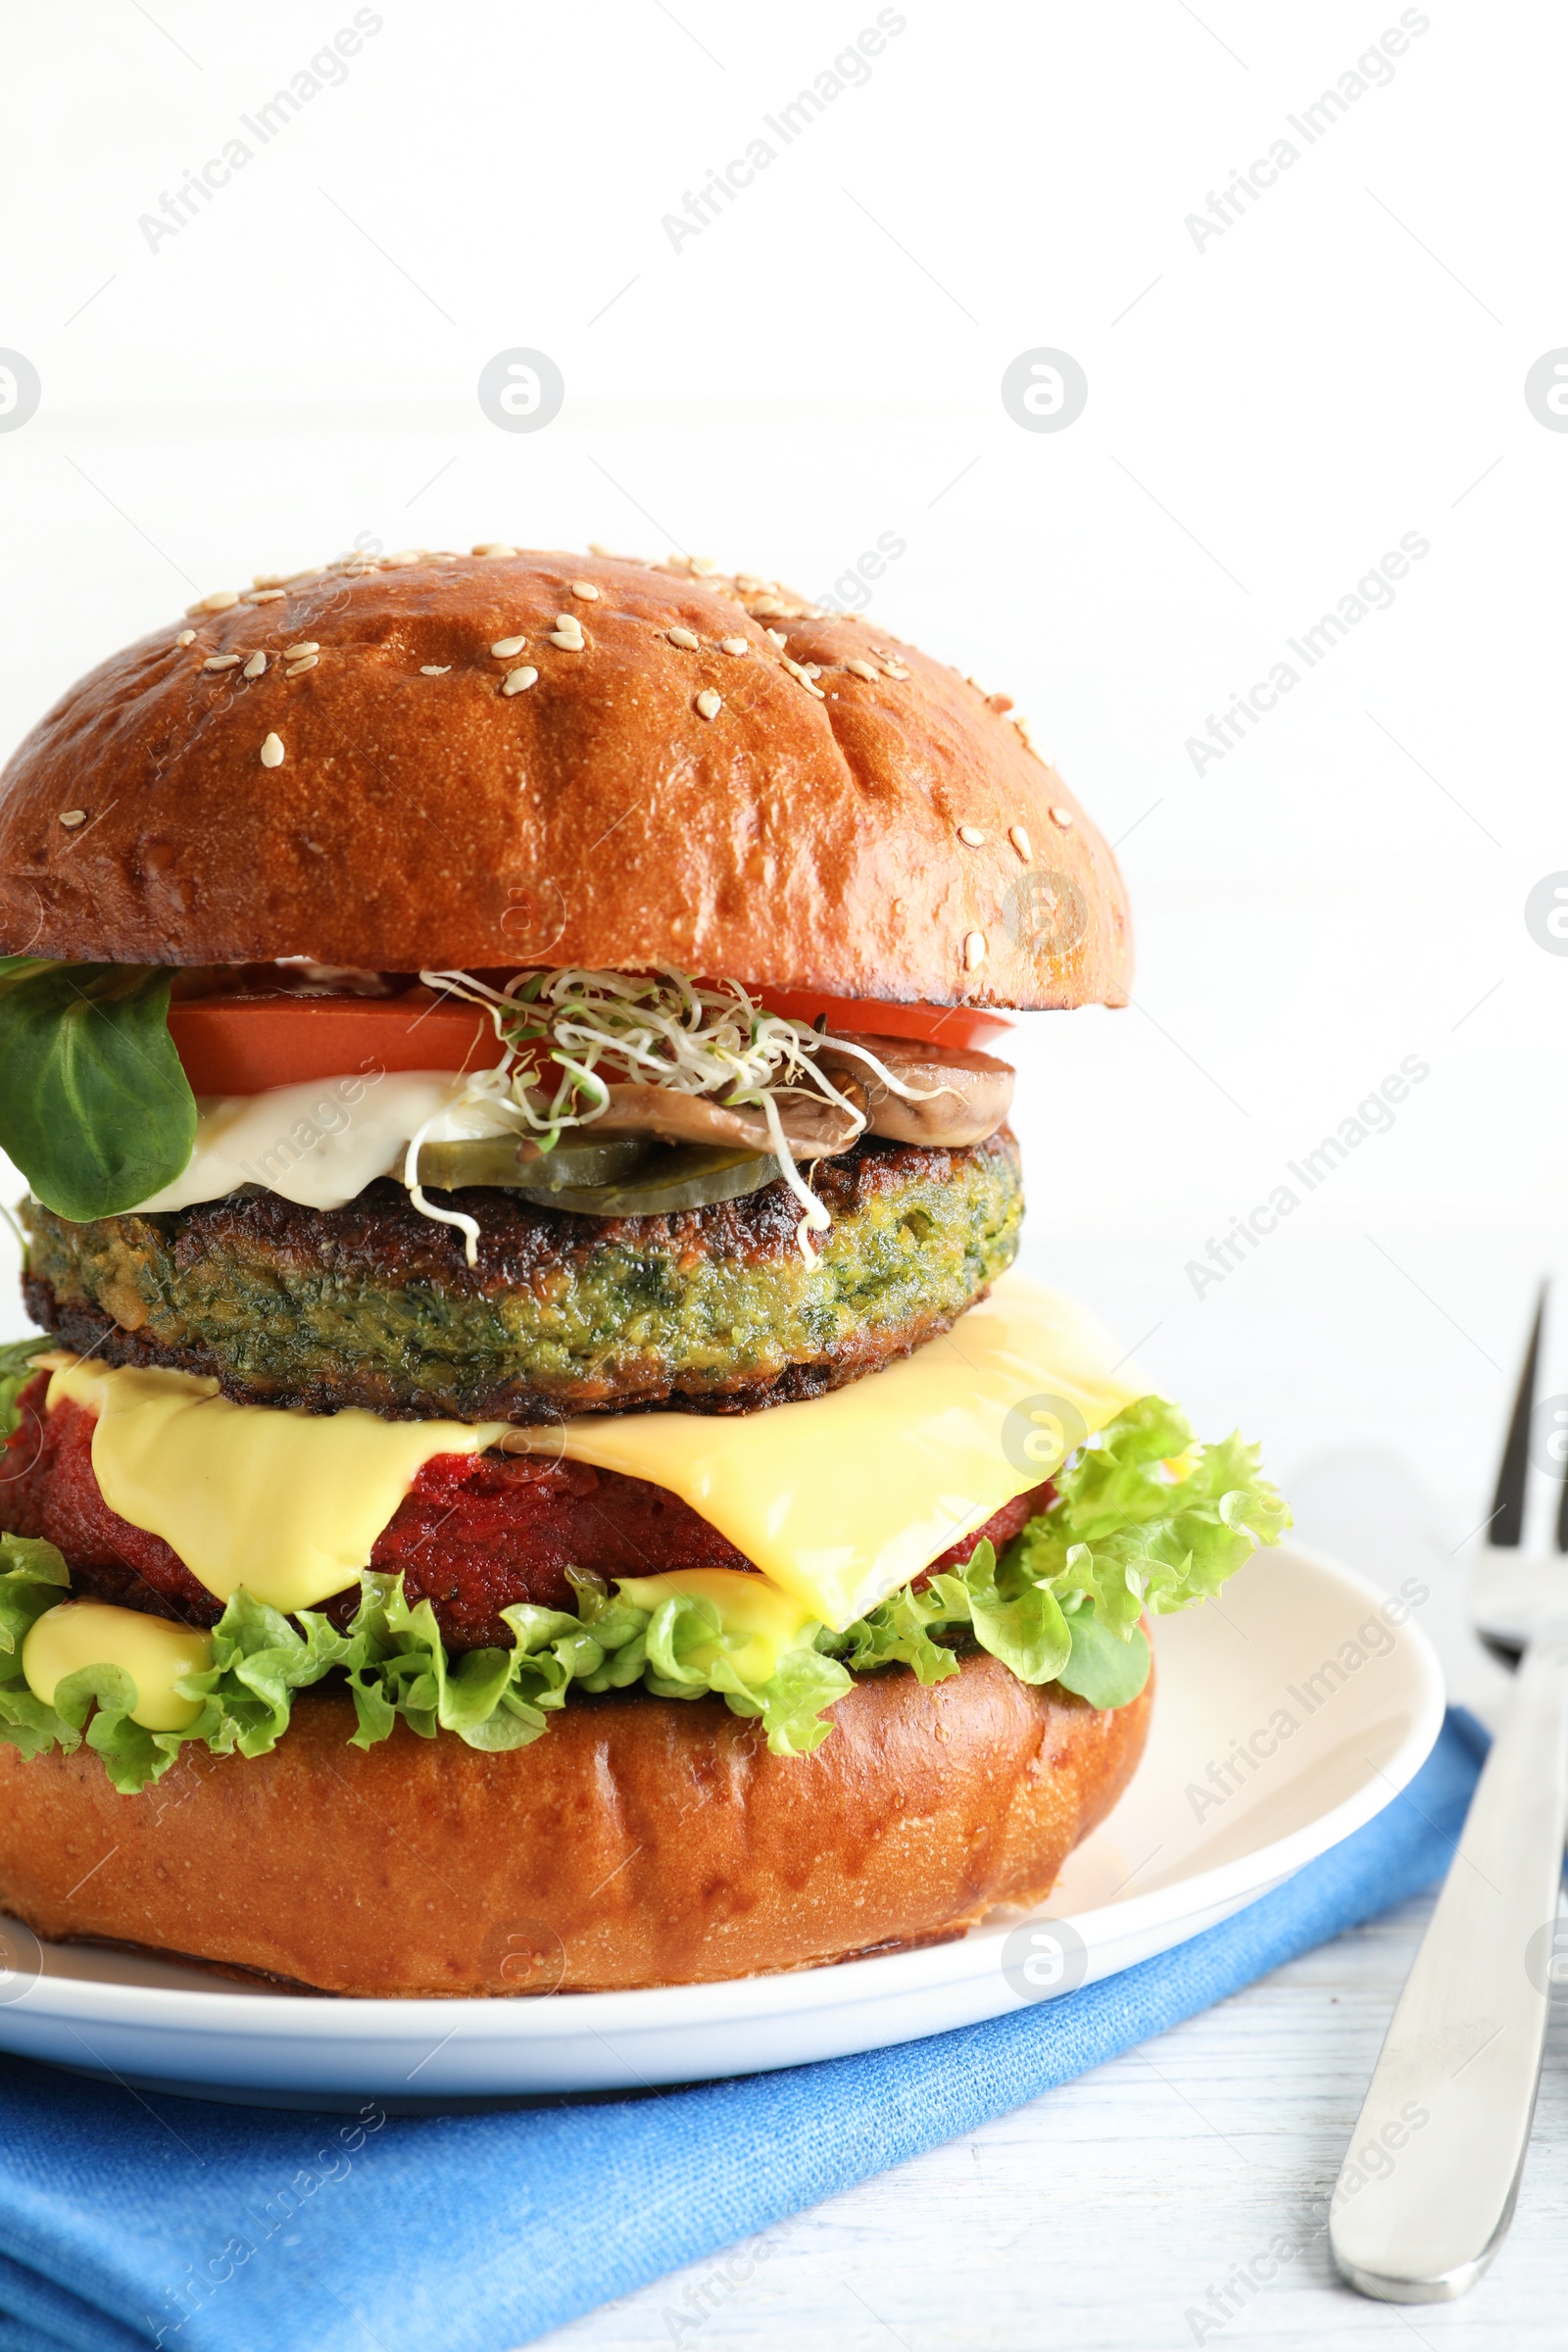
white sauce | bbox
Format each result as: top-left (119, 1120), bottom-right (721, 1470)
top-left (131, 1071), bottom-right (517, 1213)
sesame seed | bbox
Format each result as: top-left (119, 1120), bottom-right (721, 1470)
top-left (252, 574), bottom-right (286, 589)
top-left (472, 543), bottom-right (517, 558)
top-left (735, 574), bottom-right (773, 594)
top-left (553, 612), bottom-right (582, 634)
top-left (420, 664), bottom-right (452, 677)
top-left (548, 630), bottom-right (583, 652)
top-left (766, 629), bottom-right (788, 649)
top-left (666, 627), bottom-right (701, 651)
top-left (963, 930), bottom-right (987, 971)
top-left (246, 588), bottom-right (287, 604)
top-left (284, 655), bottom-right (319, 675)
top-left (195, 590), bottom-right (239, 613)
top-left (719, 637), bottom-right (750, 657)
top-left (59, 808), bottom-right (86, 828)
top-left (260, 733), bottom-right (285, 767)
top-left (284, 642), bottom-right (319, 660)
top-left (1050, 805), bottom-right (1074, 828)
top-left (802, 662), bottom-right (822, 680)
top-left (957, 825), bottom-right (987, 847)
top-left (748, 595), bottom-right (789, 617)
top-left (203, 655), bottom-right (241, 672)
top-left (501, 666), bottom-right (538, 695)
top-left (1008, 824), bottom-right (1032, 863)
top-left (490, 635), bottom-right (527, 658)
top-left (845, 659), bottom-right (880, 683)
top-left (568, 580), bottom-right (600, 600)
top-left (175, 630), bottom-right (196, 648)
top-left (695, 689), bottom-right (721, 719)
top-left (883, 662), bottom-right (910, 680)
top-left (781, 658), bottom-right (826, 701)
top-left (691, 556), bottom-right (719, 575)
top-left (242, 652), bottom-right (267, 679)
top-left (587, 543), bottom-right (620, 559)
top-left (383, 550), bottom-right (423, 566)
top-left (893, 898), bottom-right (906, 914)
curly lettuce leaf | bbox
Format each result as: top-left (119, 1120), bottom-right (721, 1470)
top-left (182, 1588), bottom-right (364, 1762)
top-left (0, 1561), bottom-right (852, 1791)
top-left (0, 1339), bottom-right (42, 1442)
top-left (633, 1587), bottom-right (851, 1754)
top-left (0, 1396), bottom-right (1288, 1789)
top-left (1010, 1397), bottom-right (1292, 1640)
top-left (0, 1532), bottom-right (75, 1761)
top-left (342, 1573), bottom-right (595, 1752)
top-left (0, 957), bottom-right (196, 1221)
top-left (1054, 1610), bottom-right (1152, 1708)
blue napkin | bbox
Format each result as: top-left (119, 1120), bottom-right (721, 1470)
top-left (0, 1708), bottom-right (1488, 2352)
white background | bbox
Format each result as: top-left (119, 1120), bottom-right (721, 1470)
top-left (3, 0), bottom-right (1563, 1534)
top-left (1, 2), bottom-right (1566, 2342)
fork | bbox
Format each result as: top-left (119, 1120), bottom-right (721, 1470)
top-left (1330, 1283), bottom-right (1568, 2302)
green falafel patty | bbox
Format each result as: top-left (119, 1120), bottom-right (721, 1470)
top-left (22, 1129), bottom-right (1023, 1423)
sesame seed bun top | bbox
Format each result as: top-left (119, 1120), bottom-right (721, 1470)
top-left (0, 547), bottom-right (1132, 1008)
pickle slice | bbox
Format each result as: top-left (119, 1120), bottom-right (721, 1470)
top-left (414, 1135), bottom-right (651, 1192)
top-left (514, 1144), bottom-right (782, 1216)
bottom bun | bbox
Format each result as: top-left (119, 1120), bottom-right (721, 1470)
top-left (0, 1652), bottom-right (1152, 1996)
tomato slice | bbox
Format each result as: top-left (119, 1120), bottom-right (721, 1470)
top-left (753, 990), bottom-right (1014, 1054)
top-left (167, 986), bottom-right (1015, 1096)
top-left (167, 993), bottom-right (507, 1096)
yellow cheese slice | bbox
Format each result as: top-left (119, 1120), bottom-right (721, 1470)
top-left (34, 1272), bottom-right (1139, 1633)
top-left (511, 1271), bottom-right (1141, 1630)
top-left (23, 1599), bottom-right (214, 1732)
top-left (41, 1356), bottom-right (508, 1614)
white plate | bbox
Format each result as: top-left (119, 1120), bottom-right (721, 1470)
top-left (0, 1541), bottom-right (1444, 2106)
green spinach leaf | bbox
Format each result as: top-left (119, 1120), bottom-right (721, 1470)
top-left (0, 959), bottom-right (196, 1220)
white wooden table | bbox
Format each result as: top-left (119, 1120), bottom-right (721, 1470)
top-left (541, 1456), bottom-right (1567, 2352)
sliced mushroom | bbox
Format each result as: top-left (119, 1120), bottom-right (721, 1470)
top-left (816, 1035), bottom-right (1014, 1148)
top-left (411, 1043), bottom-right (1005, 1200)
top-left (580, 1082), bottom-right (862, 1159)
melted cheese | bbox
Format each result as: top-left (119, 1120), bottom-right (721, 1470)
top-left (130, 1071), bottom-right (516, 1212)
top-left (514, 1272), bottom-right (1140, 1629)
top-left (34, 1272), bottom-right (1139, 1633)
top-left (42, 1357), bottom-right (508, 1614)
top-left (614, 1568), bottom-right (820, 1682)
top-left (23, 1600), bottom-right (214, 1732)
